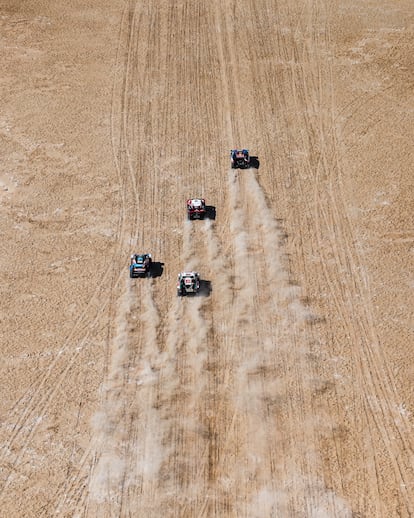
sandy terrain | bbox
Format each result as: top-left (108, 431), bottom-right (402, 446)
top-left (0, 0), bottom-right (413, 516)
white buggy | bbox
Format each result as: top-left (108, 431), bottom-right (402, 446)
top-left (177, 271), bottom-right (200, 296)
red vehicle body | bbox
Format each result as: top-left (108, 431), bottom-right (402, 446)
top-left (187, 198), bottom-right (206, 220)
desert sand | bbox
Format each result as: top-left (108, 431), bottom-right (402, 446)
top-left (0, 1), bottom-right (413, 516)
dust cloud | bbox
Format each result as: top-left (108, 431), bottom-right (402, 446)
top-left (88, 278), bottom-right (133, 503)
top-left (88, 276), bottom-right (166, 504)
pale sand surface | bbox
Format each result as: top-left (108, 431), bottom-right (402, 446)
top-left (0, 1), bottom-right (413, 516)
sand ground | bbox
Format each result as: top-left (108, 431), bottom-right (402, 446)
top-left (0, 1), bottom-right (413, 516)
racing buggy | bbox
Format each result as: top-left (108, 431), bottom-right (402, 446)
top-left (130, 253), bottom-right (152, 278)
top-left (177, 271), bottom-right (200, 296)
top-left (230, 149), bottom-right (250, 169)
top-left (187, 198), bottom-right (206, 220)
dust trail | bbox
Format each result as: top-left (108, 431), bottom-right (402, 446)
top-left (88, 277), bottom-right (133, 503)
top-left (88, 276), bottom-right (168, 506)
top-left (139, 279), bottom-right (160, 351)
top-left (164, 296), bottom-right (184, 358)
top-left (244, 170), bottom-right (289, 287)
top-left (161, 220), bottom-right (192, 395)
top-left (184, 297), bottom-right (209, 400)
top-left (123, 280), bottom-right (172, 505)
top-left (179, 217), bottom-right (211, 402)
top-left (231, 171), bottom-right (338, 513)
top-left (163, 219), bottom-right (191, 360)
top-left (145, 216), bottom-right (213, 505)
top-left (227, 169), bottom-right (257, 313)
top-left (202, 218), bottom-right (233, 308)
top-left (133, 279), bottom-right (164, 386)
top-left (245, 170), bottom-right (315, 323)
top-left (245, 481), bottom-right (352, 518)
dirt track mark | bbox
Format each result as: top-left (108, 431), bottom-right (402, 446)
top-left (50, 3), bottom-right (157, 513)
top-left (0, 1), bottom-right (147, 505)
top-left (83, 3), bottom-right (167, 514)
top-left (0, 266), bottom-right (125, 497)
top-left (82, 3), bottom-right (218, 513)
top-left (208, 1), bottom-right (356, 514)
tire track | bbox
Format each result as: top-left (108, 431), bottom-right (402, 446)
top-left (286, 5), bottom-right (383, 511)
top-left (51, 2), bottom-right (154, 512)
top-left (244, 1), bottom-right (360, 507)
top-left (0, 229), bottom-right (128, 500)
top-left (82, 3), bottom-right (167, 514)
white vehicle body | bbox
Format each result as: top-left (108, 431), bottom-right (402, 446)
top-left (177, 271), bottom-right (200, 295)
